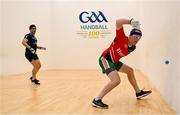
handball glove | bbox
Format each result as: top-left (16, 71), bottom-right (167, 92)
top-left (29, 47), bottom-right (35, 54)
top-left (130, 18), bottom-right (141, 30)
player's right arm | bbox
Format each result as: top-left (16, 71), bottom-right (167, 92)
top-left (116, 18), bottom-right (140, 30)
top-left (22, 38), bottom-right (30, 49)
top-left (22, 37), bottom-right (35, 54)
top-left (116, 19), bottom-right (131, 30)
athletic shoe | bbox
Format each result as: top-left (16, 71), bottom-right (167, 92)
top-left (29, 77), bottom-right (40, 82)
top-left (30, 77), bottom-right (40, 85)
top-left (136, 90), bottom-right (152, 99)
top-left (31, 79), bottom-right (40, 85)
top-left (92, 99), bottom-right (108, 109)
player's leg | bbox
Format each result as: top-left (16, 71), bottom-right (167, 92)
top-left (92, 56), bottom-right (121, 109)
top-left (96, 70), bottom-right (120, 100)
top-left (92, 70), bottom-right (120, 109)
top-left (25, 53), bottom-right (41, 85)
top-left (118, 64), bottom-right (140, 92)
top-left (118, 63), bottom-right (152, 99)
top-left (31, 59), bottom-right (41, 80)
top-left (30, 59), bottom-right (41, 85)
top-left (29, 54), bottom-right (41, 85)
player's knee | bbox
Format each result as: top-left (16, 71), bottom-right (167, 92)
top-left (112, 78), bottom-right (121, 86)
top-left (36, 65), bottom-right (41, 70)
top-left (128, 67), bottom-right (134, 74)
top-left (130, 67), bottom-right (134, 73)
top-left (38, 63), bottom-right (41, 69)
top-left (34, 64), bottom-right (41, 70)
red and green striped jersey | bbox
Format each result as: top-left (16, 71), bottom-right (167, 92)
top-left (102, 27), bottom-right (129, 63)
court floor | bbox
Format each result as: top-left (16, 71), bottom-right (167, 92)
top-left (0, 70), bottom-right (176, 114)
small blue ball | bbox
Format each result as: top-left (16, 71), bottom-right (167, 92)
top-left (165, 60), bottom-right (170, 64)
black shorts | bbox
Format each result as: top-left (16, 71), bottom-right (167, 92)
top-left (25, 52), bottom-right (39, 62)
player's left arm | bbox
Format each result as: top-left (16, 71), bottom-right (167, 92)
top-left (37, 46), bottom-right (46, 50)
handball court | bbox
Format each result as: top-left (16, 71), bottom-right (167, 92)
top-left (0, 70), bottom-right (176, 114)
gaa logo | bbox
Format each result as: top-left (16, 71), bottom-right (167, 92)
top-left (79, 11), bottom-right (108, 23)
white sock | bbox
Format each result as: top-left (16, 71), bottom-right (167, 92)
top-left (95, 97), bottom-right (101, 101)
top-left (136, 89), bottom-right (141, 94)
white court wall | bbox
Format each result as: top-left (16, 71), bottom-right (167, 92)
top-left (139, 1), bottom-right (180, 113)
top-left (1, 0), bottom-right (142, 75)
top-left (0, 1), bottom-right (2, 76)
top-left (178, 1), bottom-right (180, 112)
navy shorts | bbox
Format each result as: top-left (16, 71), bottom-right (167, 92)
top-left (25, 52), bottom-right (39, 62)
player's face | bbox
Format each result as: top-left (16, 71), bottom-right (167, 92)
top-left (30, 27), bottom-right (36, 35)
top-left (129, 35), bottom-right (141, 45)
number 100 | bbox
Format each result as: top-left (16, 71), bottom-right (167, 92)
top-left (89, 31), bottom-right (100, 38)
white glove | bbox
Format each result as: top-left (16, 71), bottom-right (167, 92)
top-left (29, 47), bottom-right (35, 54)
top-left (130, 18), bottom-right (141, 30)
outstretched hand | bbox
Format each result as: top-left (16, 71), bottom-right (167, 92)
top-left (39, 46), bottom-right (46, 50)
top-left (41, 47), bottom-right (46, 50)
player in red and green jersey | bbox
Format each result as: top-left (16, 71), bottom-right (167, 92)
top-left (92, 18), bottom-right (152, 109)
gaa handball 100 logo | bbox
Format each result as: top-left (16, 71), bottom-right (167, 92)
top-left (79, 11), bottom-right (108, 23)
top-left (77, 11), bottom-right (111, 39)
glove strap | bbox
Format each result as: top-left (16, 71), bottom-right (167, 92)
top-left (130, 18), bottom-right (133, 24)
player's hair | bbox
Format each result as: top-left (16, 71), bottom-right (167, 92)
top-left (29, 24), bottom-right (36, 30)
top-left (130, 29), bottom-right (142, 36)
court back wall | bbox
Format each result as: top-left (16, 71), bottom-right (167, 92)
top-left (1, 0), bottom-right (142, 75)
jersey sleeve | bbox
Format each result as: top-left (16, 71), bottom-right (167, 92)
top-left (24, 34), bottom-right (30, 40)
top-left (115, 27), bottom-right (126, 42)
